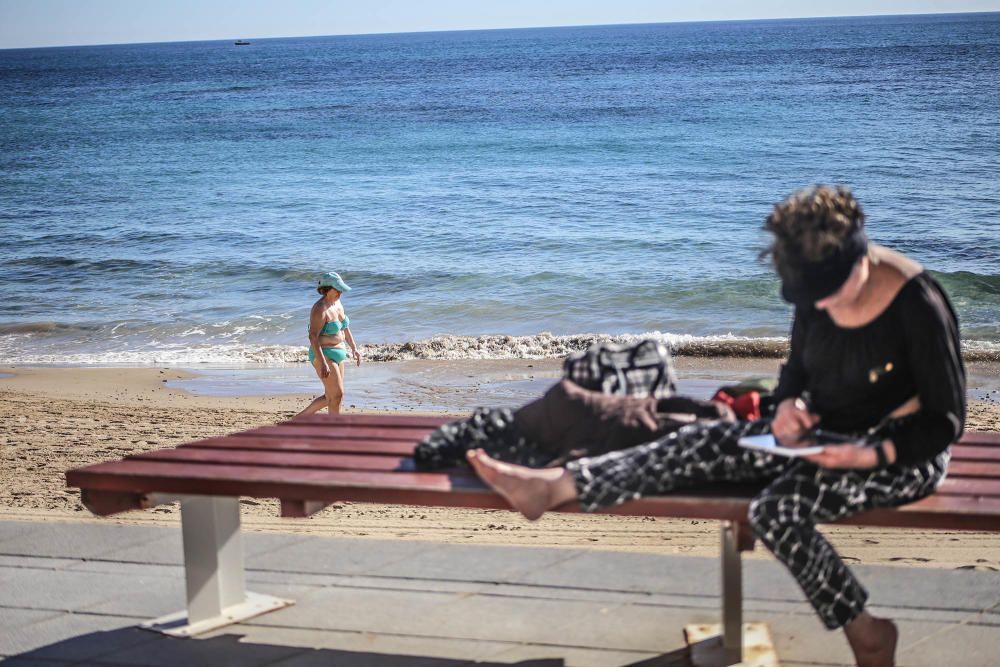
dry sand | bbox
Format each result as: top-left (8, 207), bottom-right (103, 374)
top-left (2, 361), bottom-right (999, 571)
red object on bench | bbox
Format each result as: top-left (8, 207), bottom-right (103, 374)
top-left (66, 415), bottom-right (1000, 657)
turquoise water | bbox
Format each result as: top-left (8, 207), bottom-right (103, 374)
top-left (1, 14), bottom-right (998, 365)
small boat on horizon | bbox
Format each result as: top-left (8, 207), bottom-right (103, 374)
top-left (234, 40), bottom-right (250, 46)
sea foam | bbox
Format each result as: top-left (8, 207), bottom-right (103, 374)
top-left (3, 332), bottom-right (997, 365)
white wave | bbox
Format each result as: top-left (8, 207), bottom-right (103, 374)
top-left (964, 339), bottom-right (1000, 358)
top-left (2, 344), bottom-right (308, 366)
top-left (2, 331), bottom-right (997, 366)
top-left (362, 331), bottom-right (791, 361)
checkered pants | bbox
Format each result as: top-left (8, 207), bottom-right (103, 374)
top-left (565, 419), bottom-right (949, 629)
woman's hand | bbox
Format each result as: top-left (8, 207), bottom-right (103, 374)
top-left (353, 348), bottom-right (362, 367)
top-left (805, 440), bottom-right (895, 469)
top-left (772, 397), bottom-right (820, 445)
top-left (804, 444), bottom-right (874, 469)
top-left (320, 362), bottom-right (331, 378)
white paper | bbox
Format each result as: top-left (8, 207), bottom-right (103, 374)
top-left (738, 434), bottom-right (824, 457)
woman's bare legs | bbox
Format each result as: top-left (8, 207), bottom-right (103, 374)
top-left (844, 612), bottom-right (898, 667)
top-left (304, 355), bottom-right (346, 415)
top-left (466, 449), bottom-right (578, 520)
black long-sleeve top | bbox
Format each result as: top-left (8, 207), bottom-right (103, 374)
top-left (774, 270), bottom-right (966, 465)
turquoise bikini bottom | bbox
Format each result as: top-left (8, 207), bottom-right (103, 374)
top-left (308, 346), bottom-right (349, 364)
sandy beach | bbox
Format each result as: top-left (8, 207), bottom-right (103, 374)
top-left (2, 359), bottom-right (1000, 570)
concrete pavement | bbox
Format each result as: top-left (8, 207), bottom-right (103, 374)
top-left (1, 519), bottom-right (998, 666)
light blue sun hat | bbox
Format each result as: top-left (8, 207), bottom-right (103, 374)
top-left (317, 271), bottom-right (351, 292)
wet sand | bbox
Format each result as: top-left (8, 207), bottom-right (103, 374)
top-left (2, 360), bottom-right (999, 570)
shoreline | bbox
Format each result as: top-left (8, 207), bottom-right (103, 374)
top-left (2, 359), bottom-right (999, 570)
top-left (3, 356), bottom-right (999, 409)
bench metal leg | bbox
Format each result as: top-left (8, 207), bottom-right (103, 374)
top-left (721, 520), bottom-right (744, 664)
top-left (685, 522), bottom-right (781, 666)
top-left (141, 496), bottom-right (293, 637)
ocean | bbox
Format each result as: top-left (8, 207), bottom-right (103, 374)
top-left (2, 13), bottom-right (999, 366)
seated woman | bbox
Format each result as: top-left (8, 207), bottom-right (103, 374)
top-left (466, 186), bottom-right (965, 667)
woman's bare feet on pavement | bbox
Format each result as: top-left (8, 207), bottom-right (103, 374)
top-left (466, 449), bottom-right (578, 520)
top-left (844, 612), bottom-right (898, 667)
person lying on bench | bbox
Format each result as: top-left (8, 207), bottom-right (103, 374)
top-left (466, 185), bottom-right (966, 667)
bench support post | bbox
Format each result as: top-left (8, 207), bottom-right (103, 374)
top-left (140, 496), bottom-right (293, 637)
top-left (721, 520), bottom-right (744, 664)
top-left (182, 495), bottom-right (246, 624)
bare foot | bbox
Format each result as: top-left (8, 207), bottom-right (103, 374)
top-left (466, 449), bottom-right (575, 520)
top-left (844, 612), bottom-right (898, 667)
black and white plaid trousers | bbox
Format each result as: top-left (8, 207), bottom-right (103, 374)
top-left (565, 419), bottom-right (949, 629)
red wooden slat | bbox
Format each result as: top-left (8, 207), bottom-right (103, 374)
top-left (958, 431), bottom-right (1000, 446)
top-left (66, 459), bottom-right (488, 495)
top-left (886, 493), bottom-right (1000, 515)
top-left (945, 461), bottom-right (1000, 478)
top-left (840, 497), bottom-right (1000, 531)
top-left (584, 494), bottom-right (1000, 530)
top-left (181, 436), bottom-right (419, 455)
top-left (131, 447), bottom-right (416, 472)
top-left (181, 436), bottom-right (1000, 463)
top-left (933, 478), bottom-right (1000, 497)
top-left (288, 414), bottom-right (456, 428)
top-left (950, 445), bottom-right (1000, 462)
top-left (245, 425), bottom-right (438, 441)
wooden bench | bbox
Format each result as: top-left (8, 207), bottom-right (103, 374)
top-left (65, 414), bottom-right (1000, 662)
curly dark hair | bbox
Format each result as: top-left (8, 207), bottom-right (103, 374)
top-left (763, 185), bottom-right (866, 283)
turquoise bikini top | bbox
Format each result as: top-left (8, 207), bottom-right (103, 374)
top-left (320, 315), bottom-right (349, 335)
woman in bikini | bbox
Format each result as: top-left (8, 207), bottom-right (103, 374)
top-left (297, 272), bottom-right (362, 417)
top-left (466, 186), bottom-right (965, 667)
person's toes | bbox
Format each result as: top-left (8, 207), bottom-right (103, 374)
top-left (467, 449), bottom-right (499, 485)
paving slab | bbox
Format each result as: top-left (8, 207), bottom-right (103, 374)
top-left (101, 529), bottom-right (310, 566)
top-left (443, 594), bottom-right (705, 652)
top-left (248, 584), bottom-right (467, 636)
top-left (0, 569), bottom-right (163, 613)
top-left (894, 617), bottom-right (1000, 667)
top-left (515, 549), bottom-right (722, 595)
top-left (852, 563), bottom-right (1000, 611)
top-left (0, 522), bottom-right (164, 560)
top-left (0, 521), bottom-right (49, 546)
top-left (366, 542), bottom-right (586, 583)
top-left (249, 534), bottom-right (441, 576)
top-left (80, 577), bottom-right (309, 619)
top-left (0, 608), bottom-right (64, 634)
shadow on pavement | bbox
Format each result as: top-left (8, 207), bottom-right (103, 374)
top-left (4, 627), bottom-right (697, 666)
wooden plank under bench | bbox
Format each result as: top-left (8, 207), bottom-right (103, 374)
top-left (65, 417), bottom-right (1000, 662)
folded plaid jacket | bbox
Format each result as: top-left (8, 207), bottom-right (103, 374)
top-left (562, 339), bottom-right (676, 398)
